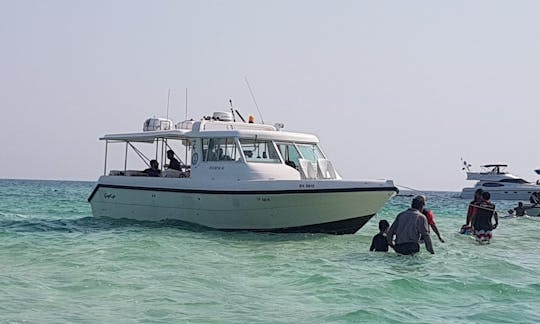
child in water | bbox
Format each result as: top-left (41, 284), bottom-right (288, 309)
top-left (370, 219), bottom-right (390, 252)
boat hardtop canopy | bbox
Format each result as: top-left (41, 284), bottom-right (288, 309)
top-left (481, 164), bottom-right (508, 168)
top-left (477, 164), bottom-right (509, 174)
top-left (466, 163), bottom-right (528, 182)
top-left (100, 119), bottom-right (319, 144)
top-left (97, 113), bottom-right (337, 181)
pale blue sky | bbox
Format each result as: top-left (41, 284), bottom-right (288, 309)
top-left (1, 0), bottom-right (539, 190)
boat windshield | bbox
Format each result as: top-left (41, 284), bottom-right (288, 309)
top-left (296, 143), bottom-right (325, 163)
top-left (239, 139), bottom-right (281, 163)
top-left (276, 143), bottom-right (301, 168)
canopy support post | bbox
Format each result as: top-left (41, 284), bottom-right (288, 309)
top-left (103, 140), bottom-right (108, 175)
top-left (124, 141), bottom-right (128, 172)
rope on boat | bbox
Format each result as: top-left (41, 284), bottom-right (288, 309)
top-left (395, 184), bottom-right (425, 195)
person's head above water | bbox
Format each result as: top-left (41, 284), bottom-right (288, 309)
top-left (412, 195), bottom-right (426, 210)
top-left (474, 188), bottom-right (484, 200)
top-left (482, 191), bottom-right (491, 201)
top-left (379, 219), bottom-right (390, 232)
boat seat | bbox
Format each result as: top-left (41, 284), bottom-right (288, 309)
top-left (164, 169), bottom-right (183, 178)
top-left (125, 170), bottom-right (148, 177)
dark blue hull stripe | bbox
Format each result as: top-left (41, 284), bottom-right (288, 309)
top-left (88, 184), bottom-right (398, 202)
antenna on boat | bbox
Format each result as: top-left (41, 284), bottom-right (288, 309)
top-left (185, 88), bottom-right (189, 166)
top-left (166, 88), bottom-right (172, 120)
top-left (185, 88), bottom-right (188, 120)
top-left (235, 109), bottom-right (246, 123)
top-left (229, 99), bottom-right (236, 122)
top-left (244, 77), bottom-right (265, 124)
top-left (227, 99), bottom-right (247, 122)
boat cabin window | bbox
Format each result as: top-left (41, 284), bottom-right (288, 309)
top-left (482, 182), bottom-right (504, 187)
top-left (500, 178), bottom-right (528, 184)
top-left (239, 139), bottom-right (280, 163)
top-left (202, 138), bottom-right (239, 162)
top-left (276, 143), bottom-right (302, 168)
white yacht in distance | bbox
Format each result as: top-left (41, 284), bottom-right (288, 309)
top-left (88, 111), bottom-right (398, 234)
top-left (460, 164), bottom-right (540, 200)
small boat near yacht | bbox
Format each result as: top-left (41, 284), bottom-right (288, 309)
top-left (88, 111), bottom-right (398, 234)
top-left (523, 205), bottom-right (540, 217)
top-left (460, 164), bottom-right (540, 200)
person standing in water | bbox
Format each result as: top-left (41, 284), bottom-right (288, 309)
top-left (416, 195), bottom-right (445, 243)
top-left (470, 191), bottom-right (499, 243)
top-left (513, 202), bottom-right (527, 217)
top-left (387, 196), bottom-right (434, 255)
top-left (370, 219), bottom-right (391, 252)
top-left (461, 188), bottom-right (483, 234)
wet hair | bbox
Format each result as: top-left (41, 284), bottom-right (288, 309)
top-left (412, 197), bottom-right (425, 209)
top-left (379, 219), bottom-right (390, 232)
top-left (482, 191), bottom-right (491, 200)
top-left (475, 188), bottom-right (484, 194)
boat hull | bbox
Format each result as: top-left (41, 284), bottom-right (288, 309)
top-left (524, 206), bottom-right (540, 217)
top-left (89, 178), bottom-right (397, 234)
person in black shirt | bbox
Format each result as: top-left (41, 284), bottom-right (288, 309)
top-left (370, 219), bottom-right (390, 252)
top-left (144, 160), bottom-right (161, 177)
top-left (514, 202), bottom-right (527, 217)
top-left (167, 150), bottom-right (181, 171)
top-left (470, 191), bottom-right (499, 243)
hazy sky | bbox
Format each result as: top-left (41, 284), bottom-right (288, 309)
top-left (1, 0), bottom-right (539, 191)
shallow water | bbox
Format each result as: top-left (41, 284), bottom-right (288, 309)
top-left (1, 179), bottom-right (539, 323)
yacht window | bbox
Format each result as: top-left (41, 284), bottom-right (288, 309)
top-left (276, 143), bottom-right (302, 168)
top-left (482, 182), bottom-right (504, 187)
top-left (239, 139), bottom-right (280, 163)
top-left (202, 138), bottom-right (238, 162)
top-left (296, 143), bottom-right (325, 163)
top-left (500, 178), bottom-right (528, 184)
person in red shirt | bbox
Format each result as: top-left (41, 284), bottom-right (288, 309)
top-left (417, 195), bottom-right (445, 243)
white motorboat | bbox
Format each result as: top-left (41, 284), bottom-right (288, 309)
top-left (88, 112), bottom-right (398, 234)
top-left (460, 164), bottom-right (540, 200)
top-left (524, 206), bottom-right (540, 216)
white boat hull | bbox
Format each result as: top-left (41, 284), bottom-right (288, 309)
top-left (460, 187), bottom-right (540, 200)
top-left (524, 206), bottom-right (540, 217)
top-left (89, 176), bottom-right (397, 234)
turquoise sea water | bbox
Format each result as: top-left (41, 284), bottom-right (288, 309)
top-left (1, 179), bottom-right (540, 323)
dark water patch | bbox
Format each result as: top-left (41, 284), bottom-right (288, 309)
top-left (0, 217), bottom-right (207, 234)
